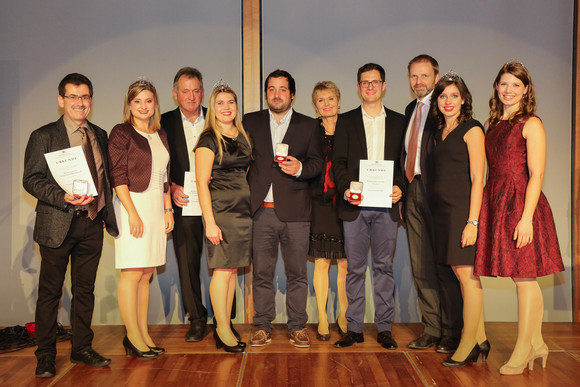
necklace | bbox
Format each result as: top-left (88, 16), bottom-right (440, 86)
top-left (442, 122), bottom-right (458, 139)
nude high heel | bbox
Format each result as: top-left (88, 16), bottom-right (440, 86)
top-left (499, 348), bottom-right (534, 375)
top-left (529, 343), bottom-right (549, 370)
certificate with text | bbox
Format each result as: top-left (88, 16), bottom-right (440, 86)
top-left (182, 171), bottom-right (202, 216)
top-left (359, 159), bottom-right (394, 208)
top-left (44, 146), bottom-right (98, 196)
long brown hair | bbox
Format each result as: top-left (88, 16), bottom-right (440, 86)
top-left (202, 84), bottom-right (251, 164)
top-left (488, 61), bottom-right (536, 129)
top-left (122, 78), bottom-right (161, 131)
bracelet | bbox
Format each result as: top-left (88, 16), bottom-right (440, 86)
top-left (165, 208), bottom-right (174, 213)
top-left (466, 220), bottom-right (479, 226)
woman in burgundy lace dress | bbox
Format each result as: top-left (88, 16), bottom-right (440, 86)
top-left (475, 61), bottom-right (564, 375)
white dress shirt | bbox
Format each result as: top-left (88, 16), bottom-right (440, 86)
top-left (182, 108), bottom-right (205, 173)
top-left (362, 105), bottom-right (386, 160)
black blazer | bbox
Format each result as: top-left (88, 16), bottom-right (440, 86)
top-left (244, 109), bottom-right (323, 222)
top-left (23, 116), bottom-right (118, 248)
top-left (161, 106), bottom-right (207, 214)
top-left (332, 106), bottom-right (405, 222)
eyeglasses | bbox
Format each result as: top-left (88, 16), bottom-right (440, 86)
top-left (358, 80), bottom-right (383, 88)
top-left (64, 94), bottom-right (92, 102)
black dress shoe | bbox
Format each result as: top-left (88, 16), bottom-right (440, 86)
top-left (186, 323), bottom-right (206, 342)
top-left (148, 345), bottom-right (165, 354)
top-left (214, 327), bottom-right (246, 348)
top-left (436, 336), bottom-right (460, 354)
top-left (377, 331), bottom-right (398, 349)
top-left (334, 331), bottom-right (364, 348)
top-left (231, 322), bottom-right (241, 341)
top-left (316, 332), bottom-right (331, 341)
top-left (215, 332), bottom-right (245, 353)
top-left (123, 336), bottom-right (158, 359)
top-left (70, 348), bottom-right (111, 366)
top-left (478, 340), bottom-right (491, 361)
top-left (35, 356), bottom-right (55, 378)
top-left (442, 344), bottom-right (481, 367)
top-left (408, 333), bottom-right (441, 350)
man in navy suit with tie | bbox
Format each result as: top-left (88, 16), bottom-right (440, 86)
top-left (402, 55), bottom-right (463, 353)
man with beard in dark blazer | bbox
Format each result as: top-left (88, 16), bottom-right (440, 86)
top-left (245, 69), bottom-right (323, 348)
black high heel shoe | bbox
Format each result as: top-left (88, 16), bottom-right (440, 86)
top-left (214, 327), bottom-right (246, 348)
top-left (478, 340), bottom-right (491, 361)
top-left (123, 336), bottom-right (158, 359)
top-left (214, 330), bottom-right (245, 353)
top-left (442, 344), bottom-right (481, 367)
top-left (148, 345), bottom-right (165, 355)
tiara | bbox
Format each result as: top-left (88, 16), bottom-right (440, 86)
top-left (212, 79), bottom-right (231, 92)
top-left (133, 76), bottom-right (153, 87)
top-left (504, 59), bottom-right (526, 69)
top-left (441, 70), bottom-right (460, 82)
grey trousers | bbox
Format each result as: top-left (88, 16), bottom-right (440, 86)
top-left (343, 209), bottom-right (398, 334)
top-left (252, 207), bottom-right (310, 333)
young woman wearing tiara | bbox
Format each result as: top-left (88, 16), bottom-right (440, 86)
top-left (429, 72), bottom-right (488, 367)
top-left (194, 82), bottom-right (252, 352)
top-left (109, 78), bottom-right (173, 359)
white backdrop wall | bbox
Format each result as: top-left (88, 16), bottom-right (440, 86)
top-left (262, 0), bottom-right (573, 323)
top-left (1, 0), bottom-right (242, 326)
top-left (1, 0), bottom-right (573, 327)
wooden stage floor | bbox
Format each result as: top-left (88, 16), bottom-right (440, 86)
top-left (1, 322), bottom-right (580, 386)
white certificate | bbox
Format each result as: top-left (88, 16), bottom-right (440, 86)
top-left (44, 146), bottom-right (97, 196)
top-left (359, 159), bottom-right (394, 208)
top-left (182, 171), bottom-right (202, 216)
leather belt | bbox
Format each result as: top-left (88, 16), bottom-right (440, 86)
top-left (72, 210), bottom-right (89, 218)
top-left (261, 202), bottom-right (275, 209)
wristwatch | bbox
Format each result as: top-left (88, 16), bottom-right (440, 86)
top-left (466, 220), bottom-right (479, 226)
top-left (165, 208), bottom-right (174, 213)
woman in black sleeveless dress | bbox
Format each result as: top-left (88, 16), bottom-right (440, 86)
top-left (429, 72), bottom-right (488, 367)
top-left (195, 83), bottom-right (251, 353)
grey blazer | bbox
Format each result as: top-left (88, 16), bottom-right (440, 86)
top-left (23, 116), bottom-right (118, 248)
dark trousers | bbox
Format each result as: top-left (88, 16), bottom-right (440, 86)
top-left (35, 216), bottom-right (103, 359)
top-left (405, 178), bottom-right (463, 338)
top-left (343, 209), bottom-right (398, 334)
top-left (252, 207), bottom-right (310, 333)
top-left (172, 214), bottom-right (208, 325)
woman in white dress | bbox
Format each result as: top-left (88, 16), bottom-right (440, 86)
top-left (109, 78), bottom-right (174, 359)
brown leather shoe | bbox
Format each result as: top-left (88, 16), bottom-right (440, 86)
top-left (250, 329), bottom-right (272, 347)
top-left (290, 328), bottom-right (310, 348)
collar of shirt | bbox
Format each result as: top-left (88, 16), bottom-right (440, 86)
top-left (361, 105), bottom-right (386, 121)
top-left (269, 107), bottom-right (293, 127)
top-left (180, 107), bottom-right (205, 126)
top-left (63, 115), bottom-right (87, 136)
top-left (417, 90), bottom-right (433, 108)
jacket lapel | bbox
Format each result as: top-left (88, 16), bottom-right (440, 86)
top-left (354, 106), bottom-right (368, 159)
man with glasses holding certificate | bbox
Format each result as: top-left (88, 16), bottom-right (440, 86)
top-left (23, 73), bottom-right (118, 378)
top-left (332, 63), bottom-right (405, 350)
